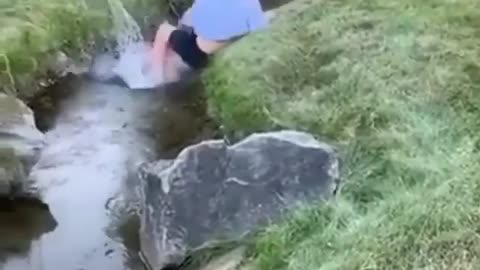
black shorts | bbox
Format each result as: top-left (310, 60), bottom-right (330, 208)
top-left (168, 27), bottom-right (209, 70)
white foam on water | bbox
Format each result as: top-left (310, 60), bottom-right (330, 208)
top-left (96, 0), bottom-right (166, 89)
top-left (107, 0), bottom-right (143, 51)
top-left (111, 42), bottom-right (166, 89)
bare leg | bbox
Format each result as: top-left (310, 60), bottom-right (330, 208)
top-left (151, 21), bottom-right (176, 64)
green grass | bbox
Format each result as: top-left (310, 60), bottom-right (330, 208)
top-left (203, 0), bottom-right (480, 269)
top-left (0, 0), bottom-right (113, 97)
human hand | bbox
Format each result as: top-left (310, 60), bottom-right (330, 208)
top-left (141, 53), bottom-right (163, 75)
top-left (141, 58), bottom-right (152, 74)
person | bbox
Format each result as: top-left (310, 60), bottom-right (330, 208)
top-left (147, 0), bottom-right (273, 83)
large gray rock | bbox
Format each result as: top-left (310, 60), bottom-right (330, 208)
top-left (0, 93), bottom-right (44, 198)
top-left (0, 93), bottom-right (45, 163)
top-left (138, 130), bottom-right (339, 269)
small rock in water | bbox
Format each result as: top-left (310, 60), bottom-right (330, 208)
top-left (105, 248), bottom-right (115, 256)
top-left (137, 130), bottom-right (340, 269)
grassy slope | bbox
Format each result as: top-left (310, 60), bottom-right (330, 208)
top-left (204, 0), bottom-right (480, 269)
top-left (0, 0), bottom-right (111, 97)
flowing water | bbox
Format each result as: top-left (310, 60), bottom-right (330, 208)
top-left (0, 2), bottom-right (213, 269)
top-left (0, 75), bottom-right (212, 270)
top-left (89, 0), bottom-right (167, 90)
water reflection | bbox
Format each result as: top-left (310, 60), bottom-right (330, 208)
top-left (106, 206), bottom-right (144, 270)
top-left (0, 199), bottom-right (57, 268)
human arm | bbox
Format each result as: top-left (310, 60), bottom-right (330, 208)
top-left (151, 22), bottom-right (176, 60)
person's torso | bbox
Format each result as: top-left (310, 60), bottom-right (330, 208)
top-left (189, 0), bottom-right (268, 41)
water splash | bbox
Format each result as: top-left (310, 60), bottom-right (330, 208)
top-left (112, 42), bottom-right (165, 90)
top-left (89, 0), bottom-right (165, 89)
top-left (107, 0), bottom-right (143, 52)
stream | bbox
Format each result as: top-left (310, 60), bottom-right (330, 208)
top-left (0, 74), bottom-right (213, 270)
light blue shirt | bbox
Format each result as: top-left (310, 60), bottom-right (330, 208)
top-left (189, 0), bottom-right (268, 41)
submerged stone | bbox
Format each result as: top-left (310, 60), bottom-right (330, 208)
top-left (138, 130), bottom-right (339, 269)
